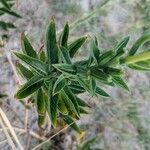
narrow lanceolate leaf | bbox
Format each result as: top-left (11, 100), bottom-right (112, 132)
top-left (69, 81), bottom-right (85, 94)
top-left (60, 46), bottom-right (72, 64)
top-left (1, 0), bottom-right (10, 9)
top-left (64, 87), bottom-right (80, 117)
top-left (53, 63), bottom-right (76, 75)
top-left (76, 77), bottom-right (91, 94)
top-left (62, 115), bottom-right (81, 134)
top-left (0, 7), bottom-right (21, 18)
top-left (60, 22), bottom-right (69, 47)
top-left (112, 76), bottom-right (129, 91)
top-left (103, 67), bottom-right (123, 76)
top-left (15, 75), bottom-right (44, 99)
top-left (61, 91), bottom-right (79, 117)
top-left (98, 50), bottom-right (115, 66)
top-left (53, 74), bottom-right (67, 95)
top-left (38, 115), bottom-right (46, 128)
top-left (68, 36), bottom-right (87, 58)
top-left (76, 97), bottom-right (90, 107)
top-left (50, 95), bottom-right (58, 128)
top-left (129, 34), bottom-right (150, 56)
top-left (16, 62), bottom-right (34, 79)
top-left (79, 107), bottom-right (88, 114)
top-left (45, 81), bottom-right (53, 117)
top-left (39, 50), bottom-right (46, 62)
top-left (37, 89), bottom-right (46, 115)
top-left (14, 52), bottom-right (48, 75)
top-left (46, 19), bottom-right (58, 71)
top-left (96, 87), bottom-right (110, 98)
top-left (89, 77), bottom-right (96, 96)
top-left (90, 68), bottom-right (110, 84)
top-left (115, 36), bottom-right (130, 53)
top-left (21, 33), bottom-right (37, 58)
top-left (90, 37), bottom-right (100, 64)
top-left (128, 64), bottom-right (150, 71)
top-left (58, 95), bottom-right (68, 115)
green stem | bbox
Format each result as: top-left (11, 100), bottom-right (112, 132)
top-left (121, 51), bottom-right (150, 65)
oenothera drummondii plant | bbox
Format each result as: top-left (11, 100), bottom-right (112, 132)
top-left (13, 19), bottom-right (150, 133)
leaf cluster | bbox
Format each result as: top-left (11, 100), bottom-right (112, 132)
top-left (0, 0), bottom-right (21, 46)
top-left (14, 19), bottom-right (150, 132)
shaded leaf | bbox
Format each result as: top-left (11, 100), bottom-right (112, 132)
top-left (50, 95), bottom-right (58, 128)
top-left (62, 115), bottom-right (81, 134)
top-left (37, 89), bottom-right (46, 115)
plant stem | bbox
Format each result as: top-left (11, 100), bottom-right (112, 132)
top-left (121, 51), bottom-right (150, 65)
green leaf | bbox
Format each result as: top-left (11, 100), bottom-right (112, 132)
top-left (89, 77), bottom-right (96, 96)
top-left (50, 95), bottom-right (58, 128)
top-left (98, 50), bottom-right (115, 66)
top-left (53, 63), bottom-right (76, 75)
top-left (60, 46), bottom-right (72, 64)
top-left (0, 7), bottom-right (21, 18)
top-left (14, 52), bottom-right (48, 75)
top-left (80, 137), bottom-right (96, 150)
top-left (46, 19), bottom-right (58, 71)
top-left (76, 77), bottom-right (91, 94)
top-left (37, 89), bottom-right (46, 115)
top-left (21, 33), bottom-right (38, 58)
top-left (1, 0), bottom-right (11, 9)
top-left (0, 21), bottom-right (16, 31)
top-left (58, 94), bottom-right (68, 115)
top-left (129, 34), bottom-right (150, 56)
top-left (76, 97), bottom-right (90, 107)
top-left (16, 62), bottom-right (34, 79)
top-left (96, 87), bottom-right (110, 98)
top-left (79, 107), bottom-right (88, 114)
top-left (90, 68), bottom-right (111, 84)
top-left (115, 36), bottom-right (130, 53)
top-left (53, 74), bottom-right (67, 95)
top-left (39, 50), bottom-right (46, 62)
top-left (89, 37), bottom-right (100, 65)
top-left (15, 75), bottom-right (44, 99)
top-left (128, 63), bottom-right (150, 71)
top-left (38, 114), bottom-right (46, 128)
top-left (61, 91), bottom-right (79, 117)
top-left (60, 22), bottom-right (69, 47)
top-left (62, 115), bottom-right (81, 134)
top-left (64, 87), bottom-right (80, 117)
top-left (69, 81), bottom-right (85, 94)
top-left (112, 76), bottom-right (129, 91)
top-left (103, 67), bottom-right (123, 76)
top-left (68, 36), bottom-right (87, 58)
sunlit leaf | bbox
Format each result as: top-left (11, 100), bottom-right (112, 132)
top-left (14, 52), bottom-right (48, 75)
top-left (129, 34), bottom-right (150, 56)
top-left (15, 75), bottom-right (44, 99)
top-left (69, 36), bottom-right (87, 58)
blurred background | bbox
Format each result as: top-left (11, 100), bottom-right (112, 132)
top-left (0, 0), bottom-right (150, 149)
